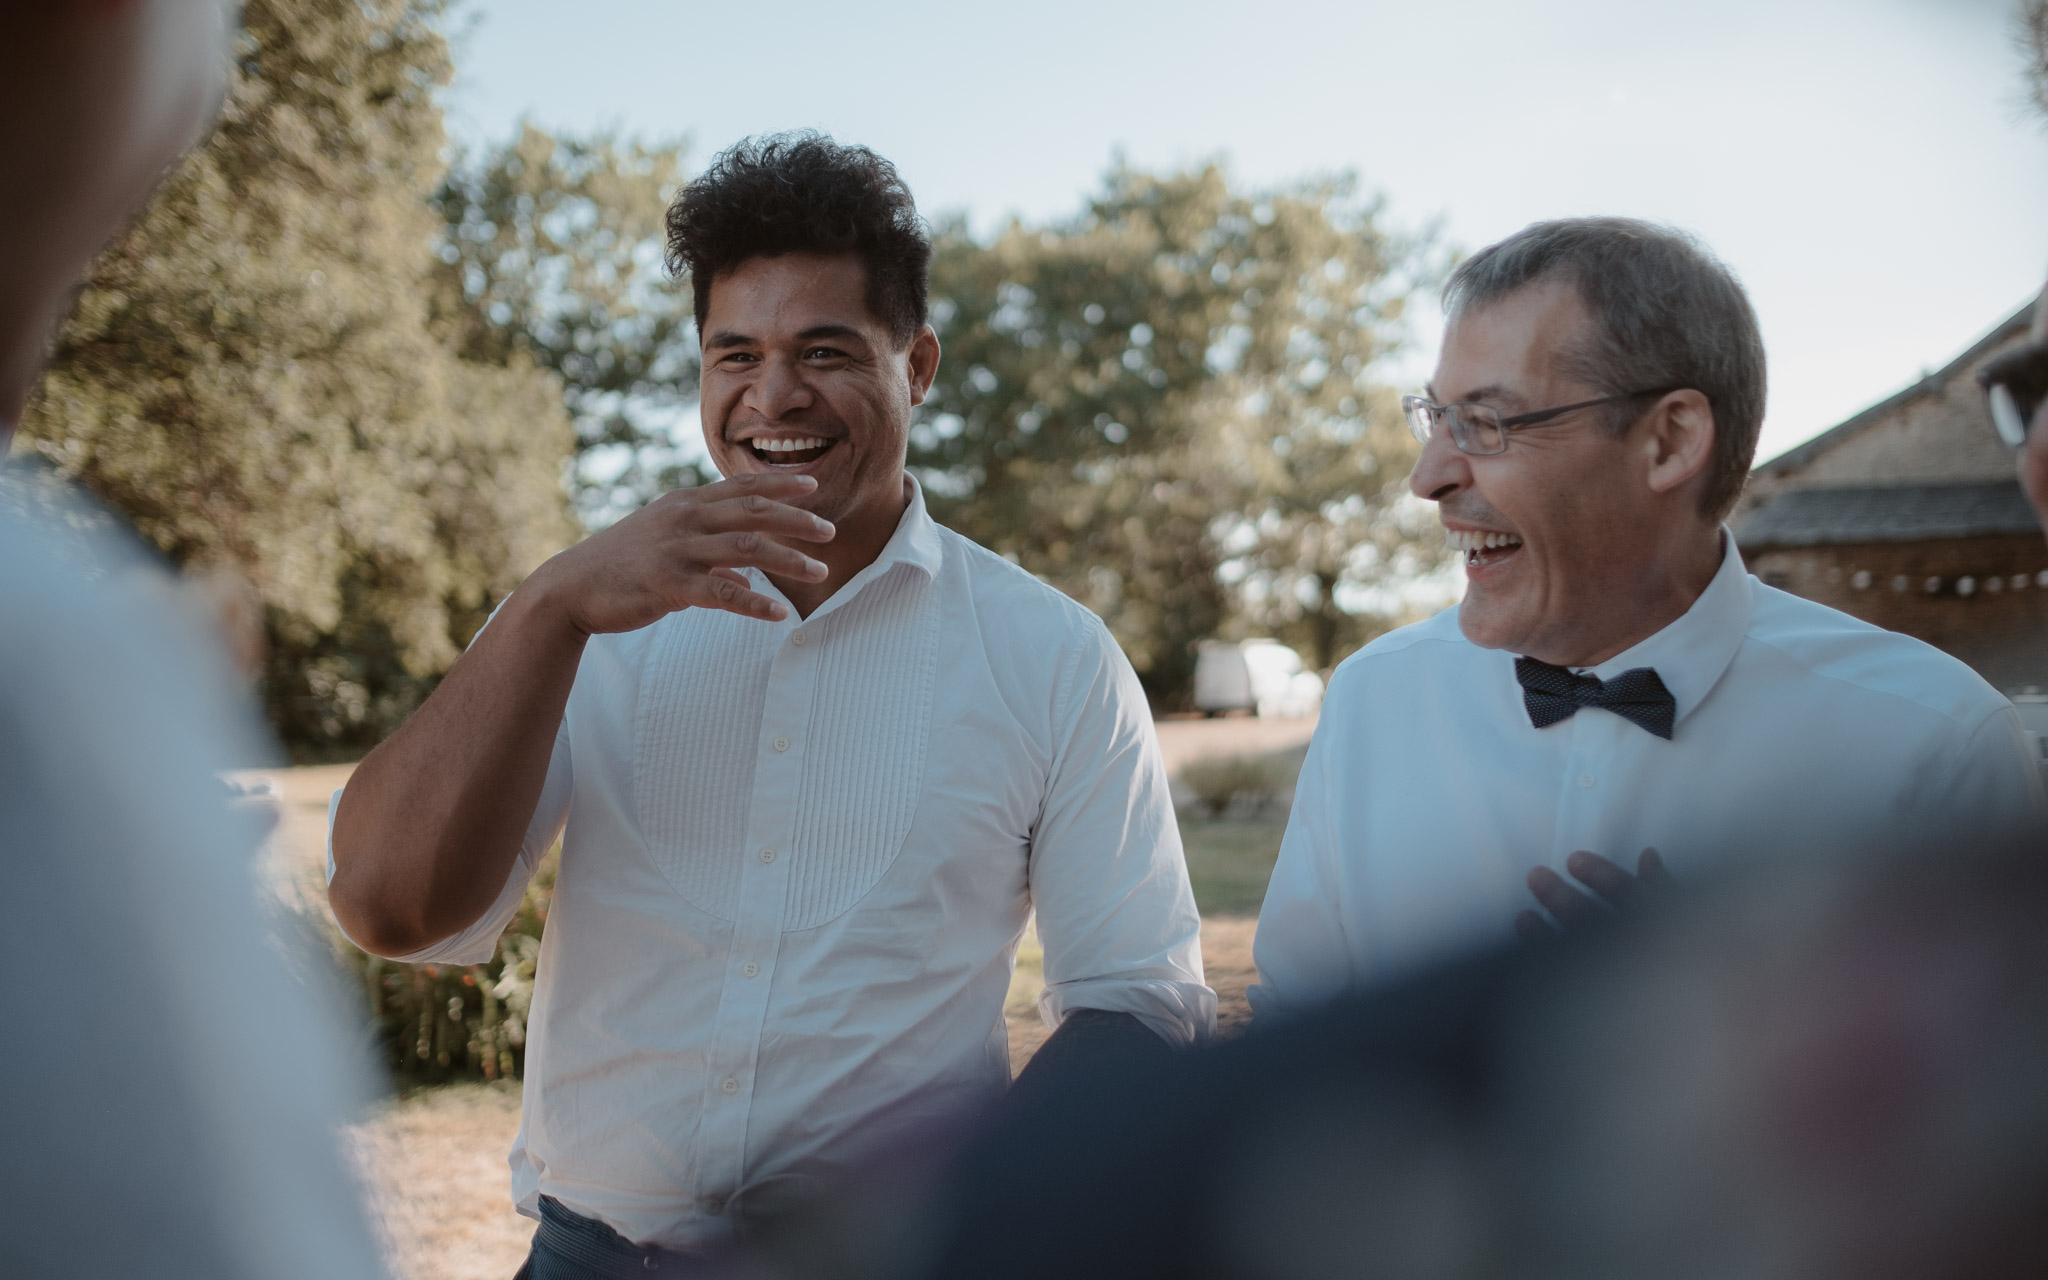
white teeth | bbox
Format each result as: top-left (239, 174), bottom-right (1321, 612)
top-left (1443, 529), bottom-right (1523, 553)
top-left (755, 437), bottom-right (828, 453)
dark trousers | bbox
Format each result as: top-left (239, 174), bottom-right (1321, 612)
top-left (514, 1196), bottom-right (707, 1280)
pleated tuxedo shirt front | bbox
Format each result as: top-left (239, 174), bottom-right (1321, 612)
top-left (355, 481), bottom-right (1213, 1249)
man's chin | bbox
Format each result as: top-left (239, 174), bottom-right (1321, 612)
top-left (1455, 595), bottom-right (1529, 654)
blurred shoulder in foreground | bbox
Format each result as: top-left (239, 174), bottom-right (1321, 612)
top-left (0, 416), bottom-right (388, 1275)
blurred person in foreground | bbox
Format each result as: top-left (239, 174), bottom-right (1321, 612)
top-left (0, 4), bottom-right (387, 1278)
top-left (1252, 217), bottom-right (2046, 1013)
top-left (328, 132), bottom-right (1211, 1277)
top-left (881, 832), bottom-right (2048, 1280)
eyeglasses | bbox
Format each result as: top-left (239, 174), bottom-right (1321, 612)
top-left (1401, 388), bottom-right (1685, 456)
top-left (1975, 341), bottom-right (2048, 448)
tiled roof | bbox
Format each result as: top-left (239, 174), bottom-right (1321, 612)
top-left (1749, 306), bottom-right (2034, 480)
top-left (1734, 481), bottom-right (2042, 549)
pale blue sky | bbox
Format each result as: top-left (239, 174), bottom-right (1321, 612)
top-left (443, 0), bottom-right (2048, 463)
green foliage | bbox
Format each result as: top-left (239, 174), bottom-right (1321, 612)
top-left (340, 849), bottom-right (556, 1085)
top-left (1179, 752), bottom-right (1279, 818)
top-left (431, 125), bottom-right (706, 524)
top-left (1180, 816), bottom-right (1288, 916)
top-left (2023, 0), bottom-right (2048, 120)
top-left (18, 0), bottom-right (578, 758)
top-left (921, 165), bottom-right (1446, 705)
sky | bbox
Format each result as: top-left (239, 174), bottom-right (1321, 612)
top-left (441, 0), bottom-right (2048, 464)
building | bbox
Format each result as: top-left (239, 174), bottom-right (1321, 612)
top-left (1735, 306), bottom-right (2048, 697)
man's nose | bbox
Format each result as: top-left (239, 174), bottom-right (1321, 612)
top-left (1408, 426), bottom-right (1470, 502)
top-left (746, 353), bottom-right (815, 419)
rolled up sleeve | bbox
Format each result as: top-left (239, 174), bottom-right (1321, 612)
top-left (324, 718), bottom-right (573, 965)
top-left (1028, 623), bottom-right (1215, 1048)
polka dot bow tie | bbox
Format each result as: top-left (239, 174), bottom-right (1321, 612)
top-left (1514, 657), bottom-right (1676, 740)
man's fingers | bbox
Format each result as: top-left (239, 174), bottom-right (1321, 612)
top-left (696, 530), bottom-right (830, 581)
top-left (689, 571), bottom-right (788, 622)
top-left (1637, 846), bottom-right (1674, 888)
top-left (1527, 865), bottom-right (1603, 930)
top-left (693, 471), bottom-right (818, 504)
top-left (1565, 849), bottom-right (1646, 908)
top-left (1515, 909), bottom-right (1555, 944)
top-left (690, 492), bottom-right (837, 544)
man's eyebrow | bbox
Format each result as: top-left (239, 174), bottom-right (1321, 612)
top-left (797, 323), bottom-right (866, 344)
top-left (704, 330), bottom-right (754, 351)
top-left (1447, 383), bottom-right (1518, 406)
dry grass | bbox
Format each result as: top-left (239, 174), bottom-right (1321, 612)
top-left (348, 1084), bottom-right (530, 1280)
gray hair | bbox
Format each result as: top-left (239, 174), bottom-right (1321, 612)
top-left (1443, 218), bottom-right (1767, 521)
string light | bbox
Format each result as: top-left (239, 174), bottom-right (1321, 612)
top-left (1852, 568), bottom-right (2048, 596)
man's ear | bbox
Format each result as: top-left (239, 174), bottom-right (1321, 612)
top-left (1643, 389), bottom-right (1715, 498)
top-left (906, 325), bottom-right (940, 407)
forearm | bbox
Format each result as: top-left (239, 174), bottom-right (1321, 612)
top-left (329, 582), bottom-right (585, 957)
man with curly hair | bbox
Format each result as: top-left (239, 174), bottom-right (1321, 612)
top-left (330, 132), bottom-right (1212, 1276)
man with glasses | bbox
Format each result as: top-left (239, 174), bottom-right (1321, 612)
top-left (1979, 284), bottom-right (2048, 537)
top-left (1251, 217), bottom-right (2047, 1014)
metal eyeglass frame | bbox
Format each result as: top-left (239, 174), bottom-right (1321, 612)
top-left (1975, 341), bottom-right (2048, 449)
top-left (1401, 387), bottom-right (1685, 456)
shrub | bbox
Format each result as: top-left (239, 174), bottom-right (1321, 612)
top-left (1180, 755), bottom-right (1278, 818)
top-left (330, 850), bottom-right (557, 1085)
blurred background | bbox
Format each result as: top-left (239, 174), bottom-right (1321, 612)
top-left (17, 0), bottom-right (2048, 759)
top-left (13, 4), bottom-right (2048, 1274)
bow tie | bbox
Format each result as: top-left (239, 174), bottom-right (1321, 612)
top-left (1514, 657), bottom-right (1676, 740)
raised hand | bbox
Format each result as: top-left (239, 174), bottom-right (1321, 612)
top-left (1516, 847), bottom-right (1674, 942)
top-left (524, 472), bottom-right (836, 637)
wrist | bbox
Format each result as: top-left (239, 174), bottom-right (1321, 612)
top-left (504, 562), bottom-right (594, 649)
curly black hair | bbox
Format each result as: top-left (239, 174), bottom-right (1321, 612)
top-left (665, 131), bottom-right (931, 346)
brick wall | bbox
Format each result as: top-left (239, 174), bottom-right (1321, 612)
top-left (1747, 535), bottom-right (2048, 694)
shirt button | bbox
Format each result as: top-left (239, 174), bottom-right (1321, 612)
top-left (791, 630), bottom-right (807, 646)
top-left (772, 736), bottom-right (790, 752)
top-left (759, 848), bottom-right (776, 864)
top-left (704, 1196), bottom-right (726, 1215)
top-left (742, 961), bottom-right (759, 978)
top-left (721, 1075), bottom-right (739, 1094)
top-left (1578, 772), bottom-right (1597, 789)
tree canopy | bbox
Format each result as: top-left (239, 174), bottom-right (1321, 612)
top-left (431, 124), bottom-right (702, 524)
top-left (921, 165), bottom-right (1443, 703)
top-left (20, 1), bottom-right (1444, 742)
top-left (2024, 0), bottom-right (2048, 119)
top-left (19, 0), bottom-right (576, 756)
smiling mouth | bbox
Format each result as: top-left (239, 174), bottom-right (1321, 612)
top-left (745, 436), bottom-right (835, 466)
top-left (1445, 527), bottom-right (1525, 568)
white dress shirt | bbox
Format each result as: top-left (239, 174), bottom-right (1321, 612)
top-left (336, 479), bottom-right (1212, 1249)
top-left (1252, 534), bottom-right (2046, 1014)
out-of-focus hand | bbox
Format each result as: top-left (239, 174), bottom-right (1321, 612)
top-left (1516, 847), bottom-right (1674, 942)
top-left (524, 472), bottom-right (835, 637)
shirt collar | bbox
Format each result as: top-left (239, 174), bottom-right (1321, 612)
top-left (750, 472), bottom-right (943, 623)
top-left (872, 471), bottom-right (944, 582)
top-left (1582, 527), bottom-right (1752, 728)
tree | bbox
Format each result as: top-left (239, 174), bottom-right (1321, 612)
top-left (2022, 0), bottom-right (2048, 119)
top-left (919, 164), bottom-right (1442, 705)
top-left (431, 125), bottom-right (704, 525)
top-left (18, 0), bottom-right (577, 758)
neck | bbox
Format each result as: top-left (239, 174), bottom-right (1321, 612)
top-left (1539, 525), bottom-right (1724, 668)
top-left (767, 474), bottom-right (913, 618)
